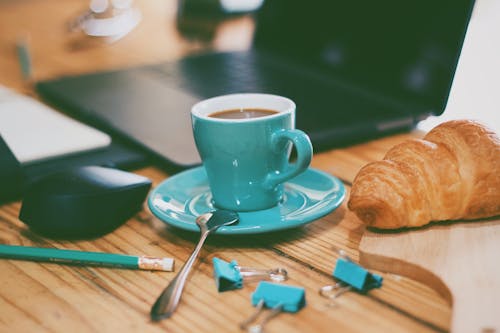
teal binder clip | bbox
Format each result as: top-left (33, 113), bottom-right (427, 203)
top-left (319, 250), bottom-right (383, 306)
top-left (212, 257), bottom-right (288, 292)
top-left (240, 281), bottom-right (306, 332)
top-left (333, 256), bottom-right (383, 293)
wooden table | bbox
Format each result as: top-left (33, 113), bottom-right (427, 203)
top-left (0, 1), bottom-right (455, 332)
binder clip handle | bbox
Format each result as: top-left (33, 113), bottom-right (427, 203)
top-left (240, 281), bottom-right (306, 332)
top-left (213, 257), bottom-right (288, 292)
top-left (239, 299), bottom-right (283, 333)
top-left (237, 266), bottom-right (288, 282)
top-left (319, 283), bottom-right (352, 307)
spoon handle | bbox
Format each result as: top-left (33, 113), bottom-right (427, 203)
top-left (150, 230), bottom-right (210, 321)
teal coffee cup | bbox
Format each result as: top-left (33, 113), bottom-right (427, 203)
top-left (191, 93), bottom-right (313, 211)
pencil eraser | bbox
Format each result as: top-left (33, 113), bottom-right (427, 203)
top-left (138, 256), bottom-right (175, 271)
top-left (160, 257), bottom-right (175, 272)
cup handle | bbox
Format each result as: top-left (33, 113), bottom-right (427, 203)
top-left (264, 129), bottom-right (313, 189)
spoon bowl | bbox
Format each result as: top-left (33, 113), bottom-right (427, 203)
top-left (201, 210), bottom-right (239, 231)
top-left (151, 210), bottom-right (239, 321)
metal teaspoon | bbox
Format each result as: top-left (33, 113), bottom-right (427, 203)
top-left (150, 210), bottom-right (239, 321)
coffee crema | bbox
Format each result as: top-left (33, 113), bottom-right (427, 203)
top-left (208, 108), bottom-right (279, 119)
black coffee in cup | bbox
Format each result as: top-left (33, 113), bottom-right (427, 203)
top-left (209, 108), bottom-right (279, 119)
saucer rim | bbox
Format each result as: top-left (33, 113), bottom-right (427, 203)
top-left (147, 166), bottom-right (345, 235)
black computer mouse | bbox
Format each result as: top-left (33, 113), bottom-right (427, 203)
top-left (0, 135), bottom-right (25, 203)
top-left (19, 166), bottom-right (152, 239)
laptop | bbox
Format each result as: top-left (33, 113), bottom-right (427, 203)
top-left (35, 0), bottom-right (475, 168)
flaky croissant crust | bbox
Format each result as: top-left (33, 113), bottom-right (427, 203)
top-left (348, 120), bottom-right (500, 229)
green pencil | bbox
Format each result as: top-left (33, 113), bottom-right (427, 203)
top-left (0, 244), bottom-right (174, 272)
top-left (15, 37), bottom-right (32, 81)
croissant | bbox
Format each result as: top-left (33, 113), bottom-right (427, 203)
top-left (347, 120), bottom-right (500, 229)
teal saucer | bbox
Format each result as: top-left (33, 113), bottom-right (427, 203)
top-left (148, 167), bottom-right (345, 235)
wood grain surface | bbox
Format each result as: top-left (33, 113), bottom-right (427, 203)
top-left (0, 1), bottom-right (459, 332)
top-left (360, 219), bottom-right (500, 333)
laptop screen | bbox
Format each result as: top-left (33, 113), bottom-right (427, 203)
top-left (254, 0), bottom-right (475, 113)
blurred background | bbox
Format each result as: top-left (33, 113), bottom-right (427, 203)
top-left (416, 0), bottom-right (499, 133)
top-left (0, 0), bottom-right (498, 133)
